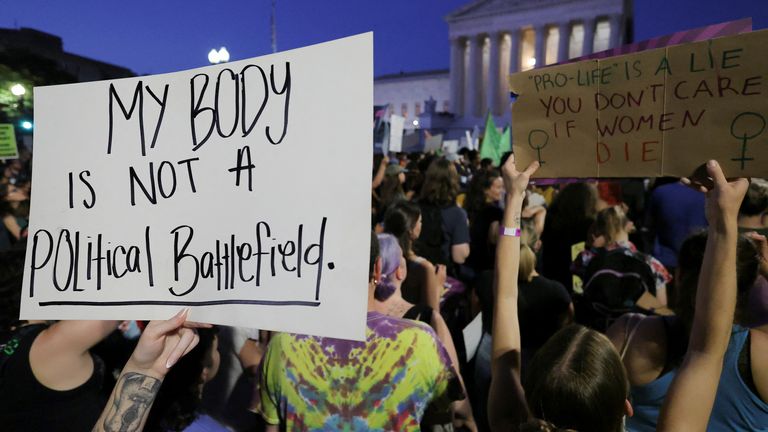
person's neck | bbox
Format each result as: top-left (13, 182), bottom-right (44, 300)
top-left (738, 215), bottom-right (765, 229)
top-left (370, 285), bottom-right (407, 313)
top-left (615, 231), bottom-right (629, 243)
top-left (367, 283), bottom-right (377, 312)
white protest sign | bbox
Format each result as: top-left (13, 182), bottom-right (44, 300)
top-left (443, 139), bottom-right (459, 155)
top-left (463, 130), bottom-right (473, 150)
top-left (463, 312), bottom-right (482, 362)
top-left (22, 33), bottom-right (373, 341)
top-left (424, 133), bottom-right (443, 153)
top-left (388, 114), bottom-right (404, 152)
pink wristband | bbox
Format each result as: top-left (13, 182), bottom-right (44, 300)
top-left (499, 226), bottom-right (521, 237)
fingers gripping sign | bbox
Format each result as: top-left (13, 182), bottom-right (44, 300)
top-left (681, 160), bottom-right (750, 227)
top-left (93, 308), bottom-right (212, 432)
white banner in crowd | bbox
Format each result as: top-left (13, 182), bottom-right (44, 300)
top-left (424, 133), bottom-right (443, 153)
top-left (388, 114), bottom-right (404, 153)
top-left (442, 139), bottom-right (458, 156)
top-left (22, 33), bottom-right (373, 341)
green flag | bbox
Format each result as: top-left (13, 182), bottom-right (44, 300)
top-left (479, 112), bottom-right (501, 166)
top-left (498, 126), bottom-right (511, 155)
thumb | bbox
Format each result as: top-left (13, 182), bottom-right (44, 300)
top-left (523, 160), bottom-right (540, 177)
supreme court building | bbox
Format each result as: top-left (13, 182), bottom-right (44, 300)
top-left (374, 0), bottom-right (632, 132)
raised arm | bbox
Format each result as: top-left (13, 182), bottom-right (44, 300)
top-left (488, 155), bottom-right (538, 431)
top-left (30, 320), bottom-right (119, 390)
top-left (371, 155), bottom-right (389, 189)
top-left (92, 309), bottom-right (209, 432)
top-left (657, 160), bottom-right (749, 431)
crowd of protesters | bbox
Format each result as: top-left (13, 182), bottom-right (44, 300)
top-left (0, 141), bottom-right (767, 431)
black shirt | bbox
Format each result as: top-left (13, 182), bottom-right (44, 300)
top-left (0, 324), bottom-right (107, 432)
top-left (469, 204), bottom-right (503, 273)
top-left (518, 275), bottom-right (572, 350)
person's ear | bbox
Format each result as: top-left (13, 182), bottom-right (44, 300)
top-left (373, 257), bottom-right (383, 282)
top-left (395, 264), bottom-right (406, 281)
top-left (624, 399), bottom-right (634, 417)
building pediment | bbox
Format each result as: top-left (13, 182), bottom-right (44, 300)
top-left (446, 0), bottom-right (619, 23)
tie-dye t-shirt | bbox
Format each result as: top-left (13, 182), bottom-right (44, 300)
top-left (254, 311), bottom-right (461, 431)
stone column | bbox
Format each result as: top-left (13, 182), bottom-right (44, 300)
top-left (508, 29), bottom-right (521, 73)
top-left (609, 14), bottom-right (624, 48)
top-left (582, 18), bottom-right (595, 56)
top-left (487, 32), bottom-right (501, 115)
top-left (533, 25), bottom-right (546, 69)
top-left (557, 22), bottom-right (571, 62)
top-left (466, 35), bottom-right (482, 118)
top-left (449, 36), bottom-right (465, 116)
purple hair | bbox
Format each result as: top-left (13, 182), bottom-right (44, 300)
top-left (375, 233), bottom-right (402, 301)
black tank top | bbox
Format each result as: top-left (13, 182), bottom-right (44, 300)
top-left (0, 324), bottom-right (107, 432)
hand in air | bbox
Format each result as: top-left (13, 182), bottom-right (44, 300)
top-left (501, 154), bottom-right (539, 201)
top-left (681, 160), bottom-right (749, 227)
top-left (128, 308), bottom-right (212, 378)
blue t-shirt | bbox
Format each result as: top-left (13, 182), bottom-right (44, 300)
top-left (627, 326), bottom-right (768, 432)
top-left (647, 182), bottom-right (707, 268)
top-left (440, 205), bottom-right (470, 264)
top-left (183, 414), bottom-right (231, 432)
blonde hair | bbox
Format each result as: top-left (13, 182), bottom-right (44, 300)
top-left (593, 206), bottom-right (628, 244)
top-left (519, 244), bottom-right (536, 282)
top-left (518, 220), bottom-right (538, 282)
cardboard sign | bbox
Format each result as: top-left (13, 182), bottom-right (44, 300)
top-left (509, 29), bottom-right (768, 178)
top-left (22, 33), bottom-right (373, 341)
top-left (0, 124), bottom-right (18, 159)
top-left (389, 114), bottom-right (404, 152)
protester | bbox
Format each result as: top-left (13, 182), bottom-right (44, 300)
top-left (572, 205), bottom-right (672, 314)
top-left (373, 233), bottom-right (477, 431)
top-left (0, 249), bottom-right (120, 431)
top-left (540, 181), bottom-right (600, 292)
top-left (253, 232), bottom-right (463, 430)
top-left (488, 156), bottom-right (749, 431)
top-left (383, 200), bottom-right (444, 310)
top-left (377, 163), bottom-right (407, 215)
top-left (92, 309), bottom-right (209, 432)
top-left (472, 221), bottom-right (572, 432)
top-left (0, 181), bottom-right (29, 251)
top-left (645, 179), bottom-right (708, 272)
top-left (607, 231), bottom-right (767, 431)
top-left (200, 327), bottom-right (264, 431)
top-left (739, 179), bottom-right (768, 326)
top-left (464, 169), bottom-right (503, 274)
top-left (144, 327), bottom-right (229, 432)
top-left (738, 180), bottom-right (768, 235)
top-left (415, 157), bottom-right (470, 271)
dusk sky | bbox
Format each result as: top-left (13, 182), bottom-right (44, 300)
top-left (0, 0), bottom-right (766, 77)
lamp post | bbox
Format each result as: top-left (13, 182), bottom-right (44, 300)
top-left (10, 83), bottom-right (25, 112)
top-left (208, 47), bottom-right (230, 64)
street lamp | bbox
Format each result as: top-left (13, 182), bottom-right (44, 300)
top-left (10, 83), bottom-right (26, 115)
top-left (10, 84), bottom-right (25, 96)
top-left (208, 47), bottom-right (230, 64)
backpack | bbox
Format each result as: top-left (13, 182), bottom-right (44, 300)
top-left (574, 248), bottom-right (657, 332)
top-left (414, 203), bottom-right (449, 267)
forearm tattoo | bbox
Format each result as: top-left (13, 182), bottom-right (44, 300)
top-left (99, 372), bottom-right (160, 432)
top-left (513, 212), bottom-right (521, 227)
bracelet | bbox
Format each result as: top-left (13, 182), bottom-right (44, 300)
top-left (499, 226), bottom-right (522, 237)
